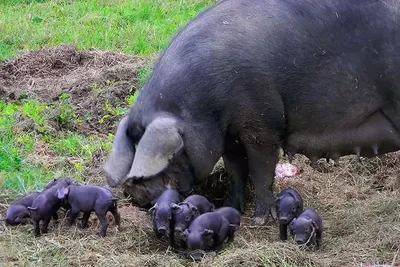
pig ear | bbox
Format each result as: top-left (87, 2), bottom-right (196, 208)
top-left (311, 220), bottom-right (319, 231)
top-left (201, 229), bottom-right (214, 236)
top-left (170, 203), bottom-right (182, 214)
top-left (103, 116), bottom-right (136, 187)
top-left (123, 117), bottom-right (184, 182)
top-left (148, 203), bottom-right (158, 214)
top-left (189, 204), bottom-right (198, 214)
top-left (56, 187), bottom-right (65, 199)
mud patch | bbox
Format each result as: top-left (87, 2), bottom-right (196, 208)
top-left (0, 44), bottom-right (151, 135)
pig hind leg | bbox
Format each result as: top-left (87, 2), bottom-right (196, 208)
top-left (96, 212), bottom-right (109, 237)
top-left (109, 205), bottom-right (121, 227)
top-left (223, 136), bottom-right (249, 213)
top-left (40, 216), bottom-right (51, 234)
top-left (240, 128), bottom-right (280, 225)
top-left (33, 219), bottom-right (40, 237)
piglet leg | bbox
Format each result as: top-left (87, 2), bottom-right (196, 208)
top-left (81, 212), bottom-right (91, 229)
top-left (41, 216), bottom-right (51, 234)
top-left (33, 219), bottom-right (40, 237)
top-left (109, 207), bottom-right (121, 228)
top-left (68, 209), bottom-right (79, 226)
top-left (279, 223), bottom-right (288, 241)
top-left (97, 212), bottom-right (109, 237)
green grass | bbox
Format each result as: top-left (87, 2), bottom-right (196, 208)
top-left (0, 99), bottom-right (107, 193)
top-left (0, 0), bottom-right (217, 194)
top-left (0, 0), bottom-right (216, 60)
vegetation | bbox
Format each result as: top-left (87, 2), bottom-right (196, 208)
top-left (1, 1), bottom-right (399, 267)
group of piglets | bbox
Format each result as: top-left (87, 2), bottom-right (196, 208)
top-left (276, 187), bottom-right (323, 249)
top-left (1, 177), bottom-right (120, 237)
top-left (149, 189), bottom-right (241, 261)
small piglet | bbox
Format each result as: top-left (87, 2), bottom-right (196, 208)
top-left (214, 206), bottom-right (241, 242)
top-left (276, 188), bottom-right (304, 241)
top-left (44, 177), bottom-right (75, 190)
top-left (57, 185), bottom-right (121, 237)
top-left (290, 208), bottom-right (323, 249)
top-left (2, 191), bottom-right (41, 225)
top-left (148, 189), bottom-right (180, 245)
top-left (28, 180), bottom-right (72, 236)
top-left (171, 194), bottom-right (214, 233)
top-left (181, 212), bottom-right (231, 261)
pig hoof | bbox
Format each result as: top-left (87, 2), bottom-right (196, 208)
top-left (252, 216), bottom-right (267, 226)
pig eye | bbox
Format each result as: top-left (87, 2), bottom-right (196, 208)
top-left (186, 216), bottom-right (190, 221)
top-left (305, 227), bottom-right (309, 231)
top-left (292, 207), bottom-right (296, 212)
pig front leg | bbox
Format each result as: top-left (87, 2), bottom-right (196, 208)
top-left (243, 141), bottom-right (278, 226)
top-left (67, 208), bottom-right (80, 226)
top-left (52, 212), bottom-right (58, 221)
top-left (223, 138), bottom-right (249, 213)
top-left (315, 229), bottom-right (322, 249)
top-left (279, 223), bottom-right (288, 241)
top-left (81, 212), bottom-right (91, 229)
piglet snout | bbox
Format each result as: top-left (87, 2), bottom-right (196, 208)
top-left (157, 227), bottom-right (167, 235)
top-left (190, 251), bottom-right (205, 262)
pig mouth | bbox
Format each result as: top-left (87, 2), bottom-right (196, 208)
top-left (123, 173), bottom-right (179, 208)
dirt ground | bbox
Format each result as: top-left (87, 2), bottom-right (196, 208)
top-left (0, 44), bottom-right (151, 135)
top-left (0, 45), bottom-right (400, 267)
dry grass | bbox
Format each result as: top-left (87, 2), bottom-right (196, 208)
top-left (1, 153), bottom-right (400, 267)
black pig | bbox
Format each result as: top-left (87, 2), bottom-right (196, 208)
top-left (57, 185), bottom-right (121, 237)
top-left (181, 212), bottom-right (231, 261)
top-left (2, 191), bottom-right (41, 225)
top-left (290, 208), bottom-right (323, 249)
top-left (44, 176), bottom-right (75, 190)
top-left (148, 189), bottom-right (180, 246)
top-left (104, 0), bottom-right (400, 227)
top-left (276, 188), bottom-right (304, 241)
top-left (171, 194), bottom-right (213, 233)
top-left (27, 183), bottom-right (70, 236)
top-left (214, 206), bottom-right (241, 242)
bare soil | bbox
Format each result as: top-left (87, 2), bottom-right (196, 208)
top-left (0, 44), bottom-right (151, 135)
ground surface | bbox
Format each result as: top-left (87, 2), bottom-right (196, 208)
top-left (0, 1), bottom-right (399, 267)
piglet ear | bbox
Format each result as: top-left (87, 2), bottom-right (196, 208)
top-left (56, 187), bottom-right (69, 199)
top-left (148, 203), bottom-right (158, 214)
top-left (190, 204), bottom-right (198, 214)
top-left (311, 220), bottom-right (319, 231)
top-left (170, 203), bottom-right (181, 214)
top-left (201, 229), bottom-right (214, 236)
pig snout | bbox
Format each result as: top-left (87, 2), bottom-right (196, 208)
top-left (174, 223), bottom-right (186, 233)
top-left (189, 251), bottom-right (204, 262)
top-left (157, 226), bottom-right (168, 235)
top-left (295, 235), bottom-right (308, 245)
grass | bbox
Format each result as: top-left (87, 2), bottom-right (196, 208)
top-left (0, 99), bottom-right (108, 193)
top-left (0, 0), bottom-right (216, 60)
top-left (1, 0), bottom-right (400, 266)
